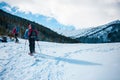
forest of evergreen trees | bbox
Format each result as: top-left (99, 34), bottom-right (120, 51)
top-left (0, 9), bottom-right (79, 43)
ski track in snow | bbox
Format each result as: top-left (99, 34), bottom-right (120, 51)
top-left (0, 39), bottom-right (120, 80)
top-left (0, 41), bottom-right (66, 80)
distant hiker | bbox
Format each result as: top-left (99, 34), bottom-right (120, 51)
top-left (24, 24), bottom-right (38, 56)
top-left (12, 26), bottom-right (20, 43)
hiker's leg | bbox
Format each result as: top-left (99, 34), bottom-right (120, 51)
top-left (29, 38), bottom-right (33, 53)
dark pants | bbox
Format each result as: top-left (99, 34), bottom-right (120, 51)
top-left (29, 38), bottom-right (35, 53)
top-left (15, 33), bottom-right (19, 42)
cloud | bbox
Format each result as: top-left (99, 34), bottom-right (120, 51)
top-left (0, 0), bottom-right (120, 29)
top-left (3, 6), bottom-right (12, 12)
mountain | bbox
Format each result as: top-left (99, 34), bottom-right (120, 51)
top-left (0, 39), bottom-right (120, 80)
top-left (62, 20), bottom-right (120, 43)
top-left (77, 20), bottom-right (120, 43)
top-left (0, 9), bottom-right (78, 43)
top-left (60, 28), bottom-right (92, 38)
top-left (0, 2), bottom-right (75, 36)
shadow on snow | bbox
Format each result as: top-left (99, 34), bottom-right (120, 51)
top-left (35, 53), bottom-right (101, 66)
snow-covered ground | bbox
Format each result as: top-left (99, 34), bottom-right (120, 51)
top-left (0, 39), bottom-right (120, 80)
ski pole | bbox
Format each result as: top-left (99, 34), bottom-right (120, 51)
top-left (24, 40), bottom-right (27, 53)
top-left (37, 41), bottom-right (42, 53)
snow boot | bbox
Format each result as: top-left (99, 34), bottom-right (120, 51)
top-left (28, 53), bottom-right (33, 56)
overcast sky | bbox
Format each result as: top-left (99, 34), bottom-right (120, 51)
top-left (0, 0), bottom-right (120, 29)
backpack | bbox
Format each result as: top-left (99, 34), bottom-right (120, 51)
top-left (28, 29), bottom-right (37, 39)
top-left (24, 29), bottom-right (29, 39)
top-left (13, 26), bottom-right (19, 34)
top-left (16, 27), bottom-right (20, 33)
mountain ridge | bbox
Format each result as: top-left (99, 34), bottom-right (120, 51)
top-left (61, 20), bottom-right (120, 43)
top-left (76, 20), bottom-right (120, 43)
top-left (0, 9), bottom-right (79, 43)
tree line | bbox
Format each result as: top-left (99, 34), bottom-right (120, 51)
top-left (0, 9), bottom-right (79, 43)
